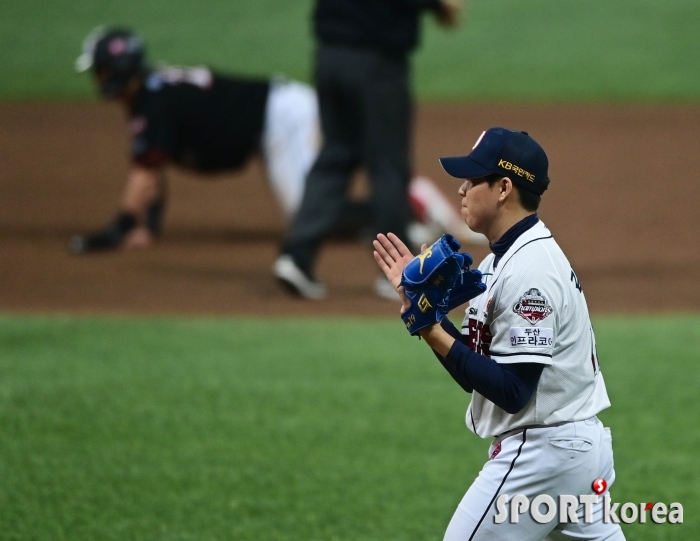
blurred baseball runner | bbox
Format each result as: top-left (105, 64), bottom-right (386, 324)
top-left (70, 26), bottom-right (320, 253)
top-left (374, 128), bottom-right (625, 540)
top-left (70, 26), bottom-right (479, 260)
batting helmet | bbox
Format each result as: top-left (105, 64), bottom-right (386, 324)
top-left (76, 26), bottom-right (147, 98)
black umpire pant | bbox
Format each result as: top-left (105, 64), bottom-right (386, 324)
top-left (281, 44), bottom-right (412, 275)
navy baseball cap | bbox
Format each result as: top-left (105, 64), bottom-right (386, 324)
top-left (440, 127), bottom-right (549, 195)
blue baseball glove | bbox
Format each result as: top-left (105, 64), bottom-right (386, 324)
top-left (445, 268), bottom-right (487, 311)
top-left (400, 234), bottom-right (484, 335)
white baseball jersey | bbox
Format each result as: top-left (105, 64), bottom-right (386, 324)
top-left (462, 220), bottom-right (611, 438)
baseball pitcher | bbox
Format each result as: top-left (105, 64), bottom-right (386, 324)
top-left (374, 128), bottom-right (625, 540)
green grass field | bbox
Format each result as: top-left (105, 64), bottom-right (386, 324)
top-left (0, 314), bottom-right (697, 540)
top-left (2, 4), bottom-right (699, 537)
top-left (1, 0), bottom-right (699, 100)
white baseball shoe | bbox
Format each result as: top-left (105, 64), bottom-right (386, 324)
top-left (374, 275), bottom-right (400, 301)
top-left (406, 221), bottom-right (443, 250)
top-left (273, 255), bottom-right (327, 300)
top-left (409, 175), bottom-right (487, 245)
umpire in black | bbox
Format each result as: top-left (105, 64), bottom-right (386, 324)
top-left (274, 0), bottom-right (461, 300)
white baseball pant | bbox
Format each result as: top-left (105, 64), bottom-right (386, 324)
top-left (261, 78), bottom-right (320, 218)
top-left (444, 416), bottom-right (626, 540)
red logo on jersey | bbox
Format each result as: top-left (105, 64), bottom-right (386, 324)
top-left (490, 442), bottom-right (502, 460)
top-left (513, 288), bottom-right (553, 324)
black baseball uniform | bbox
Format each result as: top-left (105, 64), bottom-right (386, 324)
top-left (72, 64), bottom-right (378, 253)
top-left (129, 67), bottom-right (270, 172)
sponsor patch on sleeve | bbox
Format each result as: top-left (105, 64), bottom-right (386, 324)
top-left (509, 327), bottom-right (553, 348)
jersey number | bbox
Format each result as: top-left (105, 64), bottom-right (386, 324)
top-left (570, 268), bottom-right (582, 293)
top-left (467, 318), bottom-right (492, 356)
top-left (589, 328), bottom-right (599, 375)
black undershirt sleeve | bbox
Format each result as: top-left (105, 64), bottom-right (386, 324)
top-left (432, 319), bottom-right (545, 414)
top-left (431, 319), bottom-right (473, 393)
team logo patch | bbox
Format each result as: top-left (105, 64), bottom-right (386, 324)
top-left (490, 442), bottom-right (502, 460)
top-left (513, 288), bottom-right (553, 324)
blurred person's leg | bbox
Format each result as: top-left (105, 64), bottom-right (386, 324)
top-left (280, 45), bottom-right (363, 276)
top-left (361, 52), bottom-right (412, 246)
top-left (328, 201), bottom-right (375, 240)
top-left (356, 50), bottom-right (412, 299)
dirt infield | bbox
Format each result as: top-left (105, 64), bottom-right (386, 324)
top-left (1, 102), bottom-right (699, 316)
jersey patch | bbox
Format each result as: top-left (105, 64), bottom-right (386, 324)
top-left (157, 65), bottom-right (213, 89)
top-left (513, 288), bottom-right (553, 324)
top-left (129, 116), bottom-right (147, 135)
top-left (509, 327), bottom-right (553, 347)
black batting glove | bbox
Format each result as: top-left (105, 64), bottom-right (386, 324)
top-left (145, 199), bottom-right (165, 235)
top-left (69, 212), bottom-right (137, 254)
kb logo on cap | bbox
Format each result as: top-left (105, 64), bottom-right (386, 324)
top-left (497, 159), bottom-right (535, 182)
